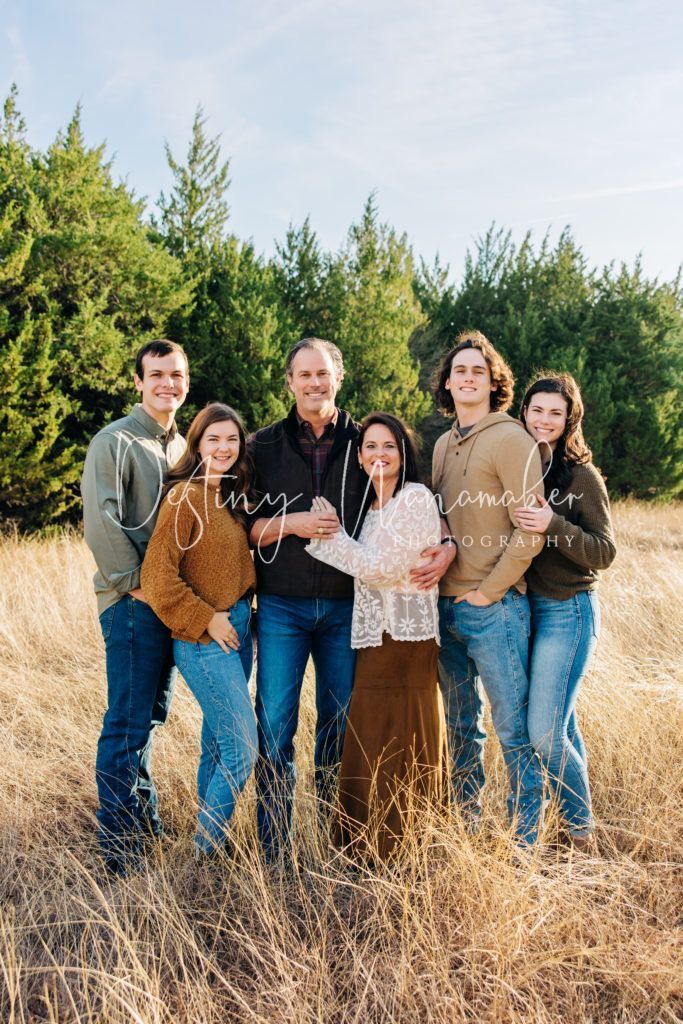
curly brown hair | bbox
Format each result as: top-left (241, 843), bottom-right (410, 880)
top-left (433, 330), bottom-right (515, 416)
top-left (519, 372), bottom-right (592, 494)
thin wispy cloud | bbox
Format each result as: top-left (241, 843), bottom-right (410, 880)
top-left (4, 24), bottom-right (32, 87)
top-left (553, 179), bottom-right (683, 202)
top-left (3, 0), bottom-right (681, 279)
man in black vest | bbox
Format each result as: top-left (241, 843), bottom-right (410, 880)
top-left (249, 338), bottom-right (367, 861)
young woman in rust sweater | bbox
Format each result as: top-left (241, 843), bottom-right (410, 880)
top-left (514, 374), bottom-right (616, 851)
top-left (141, 403), bottom-right (256, 859)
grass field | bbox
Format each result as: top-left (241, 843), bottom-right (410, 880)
top-left (0, 502), bottom-right (681, 1023)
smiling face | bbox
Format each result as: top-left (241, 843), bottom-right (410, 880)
top-left (444, 347), bottom-right (497, 419)
top-left (523, 392), bottom-right (569, 451)
top-left (198, 419), bottom-right (241, 479)
top-left (134, 351), bottom-right (189, 426)
top-left (359, 423), bottom-right (402, 487)
top-left (287, 345), bottom-right (341, 421)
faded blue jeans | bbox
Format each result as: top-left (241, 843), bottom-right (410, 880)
top-left (438, 590), bottom-right (544, 844)
top-left (255, 594), bottom-right (356, 859)
top-left (96, 594), bottom-right (176, 862)
top-left (174, 596), bottom-right (256, 854)
top-left (527, 590), bottom-right (600, 837)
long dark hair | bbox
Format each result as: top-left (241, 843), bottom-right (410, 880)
top-left (520, 373), bottom-right (592, 494)
top-left (358, 412), bottom-right (421, 505)
top-left (433, 330), bottom-right (515, 416)
top-left (166, 403), bottom-right (254, 526)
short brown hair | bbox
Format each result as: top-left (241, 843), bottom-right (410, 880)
top-left (433, 330), bottom-right (514, 415)
top-left (135, 339), bottom-right (189, 380)
top-left (285, 337), bottom-right (344, 381)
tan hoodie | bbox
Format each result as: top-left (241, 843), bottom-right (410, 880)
top-left (432, 413), bottom-right (544, 602)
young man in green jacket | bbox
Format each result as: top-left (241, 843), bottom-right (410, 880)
top-left (81, 339), bottom-right (188, 874)
top-left (431, 331), bottom-right (545, 845)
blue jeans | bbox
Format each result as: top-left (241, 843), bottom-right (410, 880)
top-left (438, 591), bottom-right (543, 843)
top-left (527, 590), bottom-right (600, 836)
top-left (255, 594), bottom-right (356, 857)
top-left (96, 595), bottom-right (176, 858)
top-left (174, 596), bottom-right (256, 854)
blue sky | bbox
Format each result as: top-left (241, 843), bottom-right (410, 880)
top-left (3, 0), bottom-right (682, 282)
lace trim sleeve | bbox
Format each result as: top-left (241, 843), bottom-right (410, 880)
top-left (306, 485), bottom-right (440, 584)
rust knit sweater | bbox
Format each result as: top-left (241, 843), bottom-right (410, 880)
top-left (141, 480), bottom-right (256, 644)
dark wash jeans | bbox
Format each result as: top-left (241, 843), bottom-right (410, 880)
top-left (255, 594), bottom-right (356, 858)
top-left (96, 594), bottom-right (176, 857)
top-left (437, 590), bottom-right (544, 844)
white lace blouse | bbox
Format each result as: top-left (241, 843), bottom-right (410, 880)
top-left (306, 482), bottom-right (441, 649)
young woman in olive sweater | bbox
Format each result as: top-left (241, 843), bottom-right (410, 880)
top-left (514, 374), bottom-right (616, 848)
top-left (141, 403), bottom-right (256, 858)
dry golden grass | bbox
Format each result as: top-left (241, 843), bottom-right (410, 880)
top-left (0, 502), bottom-right (681, 1023)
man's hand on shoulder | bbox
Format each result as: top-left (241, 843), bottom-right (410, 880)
top-left (410, 540), bottom-right (456, 591)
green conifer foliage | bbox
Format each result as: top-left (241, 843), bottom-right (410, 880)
top-left (271, 217), bottom-right (347, 346)
top-left (412, 227), bottom-right (683, 498)
top-left (156, 108), bottom-right (289, 428)
top-left (0, 89), bottom-right (189, 528)
top-left (337, 196), bottom-right (430, 422)
top-left (155, 105), bottom-right (230, 262)
top-left (1, 87), bottom-right (680, 528)
top-left (271, 197), bottom-right (430, 423)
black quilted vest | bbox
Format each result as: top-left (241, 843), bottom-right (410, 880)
top-left (249, 407), bottom-right (369, 598)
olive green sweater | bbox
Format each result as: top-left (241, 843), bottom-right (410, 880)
top-left (81, 404), bottom-right (186, 615)
top-left (141, 481), bottom-right (256, 643)
top-left (525, 462), bottom-right (616, 600)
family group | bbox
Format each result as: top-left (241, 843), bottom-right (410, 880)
top-left (81, 331), bottom-right (616, 875)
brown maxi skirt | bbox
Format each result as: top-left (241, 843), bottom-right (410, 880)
top-left (334, 633), bottom-right (447, 860)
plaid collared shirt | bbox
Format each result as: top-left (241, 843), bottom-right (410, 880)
top-left (295, 409), bottom-right (339, 496)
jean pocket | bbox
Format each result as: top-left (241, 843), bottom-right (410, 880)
top-left (172, 640), bottom-right (188, 673)
top-left (587, 591), bottom-right (601, 639)
top-left (230, 597), bottom-right (253, 641)
top-left (99, 603), bottom-right (117, 642)
top-left (509, 591), bottom-right (531, 638)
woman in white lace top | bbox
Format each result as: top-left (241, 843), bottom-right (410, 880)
top-left (306, 413), bottom-right (447, 860)
top-left (307, 479), bottom-right (441, 647)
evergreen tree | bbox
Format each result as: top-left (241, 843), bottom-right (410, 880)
top-left (271, 217), bottom-right (347, 346)
top-left (187, 238), bottom-right (289, 423)
top-left (411, 226), bottom-right (683, 498)
top-left (39, 107), bottom-right (190, 437)
top-left (588, 264), bottom-right (683, 497)
top-left (0, 88), bottom-right (75, 524)
top-left (154, 105), bottom-right (230, 261)
top-left (0, 316), bottom-right (77, 524)
top-left (336, 195), bottom-right (430, 422)
top-left (1, 87), bottom-right (680, 526)
top-left (156, 109), bottom-right (288, 428)
top-left (0, 90), bottom-right (189, 528)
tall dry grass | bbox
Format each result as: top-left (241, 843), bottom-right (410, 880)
top-left (0, 502), bottom-right (681, 1023)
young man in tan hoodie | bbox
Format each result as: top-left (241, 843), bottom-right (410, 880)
top-left (430, 331), bottom-right (544, 845)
